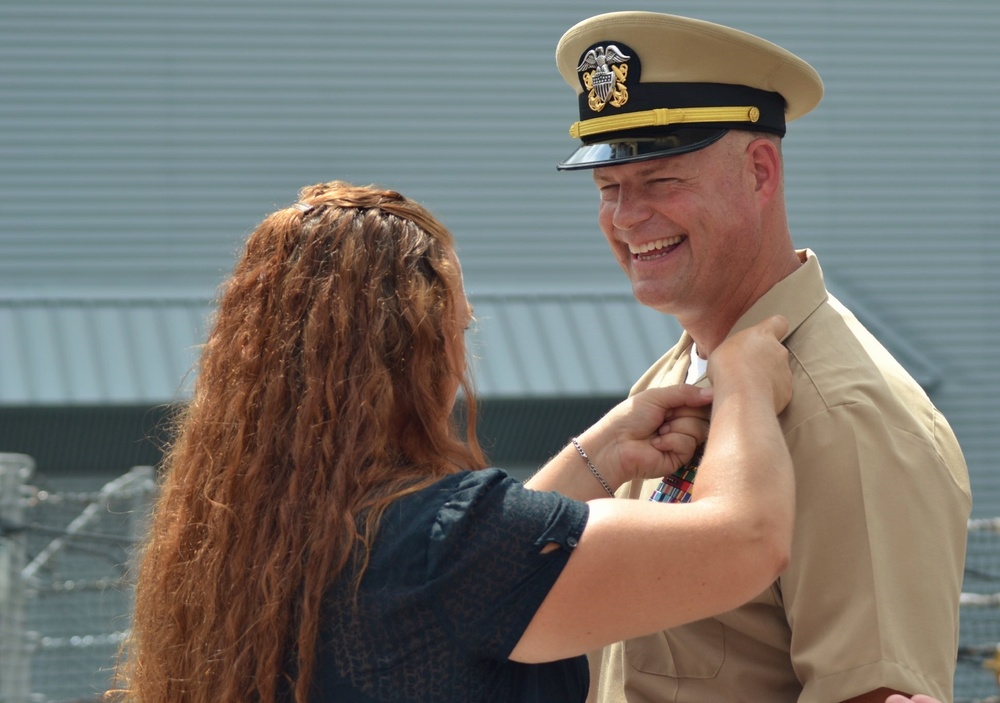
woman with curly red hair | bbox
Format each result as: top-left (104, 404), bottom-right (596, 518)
top-left (110, 181), bottom-right (805, 702)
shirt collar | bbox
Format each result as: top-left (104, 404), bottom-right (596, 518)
top-left (725, 249), bottom-right (828, 345)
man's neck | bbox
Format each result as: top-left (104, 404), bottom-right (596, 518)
top-left (681, 248), bottom-right (802, 358)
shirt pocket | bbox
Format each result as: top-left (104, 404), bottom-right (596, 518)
top-left (624, 618), bottom-right (725, 679)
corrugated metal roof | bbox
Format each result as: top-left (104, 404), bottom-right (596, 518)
top-left (469, 293), bottom-right (682, 398)
top-left (0, 289), bottom-right (938, 405)
top-left (0, 298), bottom-right (206, 405)
top-left (0, 293), bottom-right (679, 405)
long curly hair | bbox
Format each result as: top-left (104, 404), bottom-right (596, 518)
top-left (110, 182), bottom-right (487, 702)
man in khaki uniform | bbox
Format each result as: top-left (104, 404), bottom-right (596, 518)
top-left (553, 12), bottom-right (972, 703)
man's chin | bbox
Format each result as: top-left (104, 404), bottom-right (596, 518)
top-left (630, 283), bottom-right (679, 314)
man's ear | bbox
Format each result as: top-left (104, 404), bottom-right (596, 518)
top-left (747, 137), bottom-right (782, 202)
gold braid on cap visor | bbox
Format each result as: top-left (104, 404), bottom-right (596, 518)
top-left (570, 105), bottom-right (761, 139)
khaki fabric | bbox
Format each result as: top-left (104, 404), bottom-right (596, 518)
top-left (589, 250), bottom-right (971, 703)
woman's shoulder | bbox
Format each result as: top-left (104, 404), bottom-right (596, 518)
top-left (373, 469), bottom-right (515, 553)
top-left (404, 467), bottom-right (582, 529)
top-left (383, 468), bottom-right (527, 538)
top-left (372, 468), bottom-right (586, 577)
top-left (392, 467), bottom-right (512, 514)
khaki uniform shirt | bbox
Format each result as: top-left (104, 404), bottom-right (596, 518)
top-left (588, 250), bottom-right (971, 703)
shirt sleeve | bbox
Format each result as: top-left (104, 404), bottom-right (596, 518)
top-left (783, 403), bottom-right (970, 703)
top-left (424, 469), bottom-right (589, 660)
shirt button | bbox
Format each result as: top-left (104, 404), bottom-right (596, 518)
top-left (566, 536), bottom-right (578, 548)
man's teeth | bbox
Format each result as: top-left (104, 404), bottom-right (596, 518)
top-left (629, 236), bottom-right (683, 255)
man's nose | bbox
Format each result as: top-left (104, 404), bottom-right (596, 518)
top-left (611, 189), bottom-right (653, 231)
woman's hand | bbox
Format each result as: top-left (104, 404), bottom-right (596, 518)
top-left (526, 384), bottom-right (712, 500)
top-left (525, 316), bottom-right (791, 500)
top-left (578, 384), bottom-right (713, 489)
top-left (592, 314), bottom-right (794, 487)
top-left (708, 315), bottom-right (792, 415)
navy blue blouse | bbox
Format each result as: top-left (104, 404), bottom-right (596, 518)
top-left (311, 468), bottom-right (590, 702)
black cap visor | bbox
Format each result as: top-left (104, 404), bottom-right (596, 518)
top-left (557, 128), bottom-right (728, 171)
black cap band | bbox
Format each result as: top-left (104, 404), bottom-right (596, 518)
top-left (575, 82), bottom-right (787, 143)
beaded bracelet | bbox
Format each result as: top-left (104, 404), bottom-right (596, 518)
top-left (570, 437), bottom-right (616, 498)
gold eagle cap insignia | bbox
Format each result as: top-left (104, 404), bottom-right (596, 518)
top-left (577, 44), bottom-right (631, 113)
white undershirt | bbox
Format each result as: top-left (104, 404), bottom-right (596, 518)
top-left (686, 344), bottom-right (709, 384)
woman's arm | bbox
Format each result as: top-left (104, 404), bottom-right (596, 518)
top-left (510, 316), bottom-right (795, 663)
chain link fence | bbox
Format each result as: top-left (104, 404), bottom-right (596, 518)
top-left (957, 517), bottom-right (1000, 703)
top-left (1, 455), bottom-right (155, 703)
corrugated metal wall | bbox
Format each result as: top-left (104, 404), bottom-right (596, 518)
top-left (1, 0), bottom-right (997, 513)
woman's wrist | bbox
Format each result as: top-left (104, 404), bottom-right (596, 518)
top-left (570, 437), bottom-right (616, 497)
top-left (572, 426), bottom-right (628, 494)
